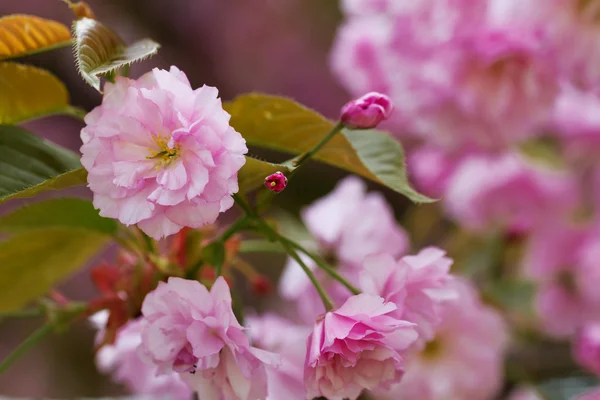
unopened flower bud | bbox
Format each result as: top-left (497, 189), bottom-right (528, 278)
top-left (340, 92), bottom-right (393, 129)
top-left (252, 275), bottom-right (272, 295)
top-left (264, 171), bottom-right (287, 193)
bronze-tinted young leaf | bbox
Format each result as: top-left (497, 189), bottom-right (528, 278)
top-left (0, 62), bottom-right (71, 124)
top-left (238, 156), bottom-right (289, 193)
top-left (0, 228), bottom-right (110, 312)
top-left (0, 125), bottom-right (84, 205)
top-left (73, 18), bottom-right (159, 90)
top-left (225, 94), bottom-right (434, 203)
top-left (0, 15), bottom-right (72, 60)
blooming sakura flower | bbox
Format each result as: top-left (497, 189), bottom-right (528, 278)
top-left (524, 223), bottom-right (600, 337)
top-left (138, 277), bottom-right (278, 400)
top-left (407, 145), bottom-right (465, 198)
top-left (304, 294), bottom-right (418, 400)
top-left (574, 322), bottom-right (600, 376)
top-left (279, 176), bottom-right (409, 321)
top-left (444, 152), bottom-right (578, 233)
top-left (360, 248), bottom-right (456, 343)
top-left (80, 66), bottom-right (247, 239)
top-left (247, 314), bottom-right (311, 400)
top-left (264, 171), bottom-right (287, 193)
top-left (331, 0), bottom-right (559, 148)
top-left (553, 85), bottom-right (600, 162)
top-left (379, 279), bottom-right (508, 400)
top-left (340, 92), bottom-right (394, 129)
top-left (93, 315), bottom-right (191, 398)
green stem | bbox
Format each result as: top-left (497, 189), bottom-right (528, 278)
top-left (221, 216), bottom-right (249, 242)
top-left (253, 218), bottom-right (335, 311)
top-left (239, 240), bottom-right (286, 253)
top-left (291, 121), bottom-right (344, 169)
top-left (0, 324), bottom-right (53, 375)
top-left (287, 239), bottom-right (361, 295)
top-left (0, 309), bottom-right (43, 321)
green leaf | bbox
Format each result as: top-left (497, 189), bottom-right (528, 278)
top-left (0, 198), bottom-right (116, 235)
top-left (0, 126), bottom-right (85, 204)
top-left (0, 62), bottom-right (72, 124)
top-left (238, 156), bottom-right (289, 193)
top-left (537, 376), bottom-right (600, 400)
top-left (73, 18), bottom-right (160, 90)
top-left (225, 93), bottom-right (433, 203)
top-left (0, 228), bottom-right (110, 312)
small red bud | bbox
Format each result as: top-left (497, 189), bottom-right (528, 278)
top-left (252, 275), bottom-right (272, 295)
top-left (264, 171), bottom-right (288, 193)
top-left (340, 92), bottom-right (394, 129)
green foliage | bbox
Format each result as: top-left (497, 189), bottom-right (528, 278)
top-left (225, 93), bottom-right (433, 203)
top-left (73, 17), bottom-right (160, 90)
top-left (537, 376), bottom-right (600, 400)
top-left (239, 157), bottom-right (289, 193)
top-left (0, 62), bottom-right (72, 124)
top-left (0, 198), bottom-right (116, 235)
top-left (0, 228), bottom-right (110, 312)
top-left (0, 126), bottom-right (84, 204)
top-left (0, 15), bottom-right (72, 60)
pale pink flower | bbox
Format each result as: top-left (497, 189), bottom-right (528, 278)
top-left (80, 66), bottom-right (247, 239)
top-left (340, 92), bottom-right (394, 129)
top-left (246, 314), bottom-right (311, 400)
top-left (279, 176), bottom-right (409, 321)
top-left (407, 145), bottom-right (466, 199)
top-left (379, 279), bottom-right (508, 400)
top-left (92, 314), bottom-right (191, 398)
top-left (360, 248), bottom-right (456, 343)
top-left (444, 152), bottom-right (579, 233)
top-left (332, 0), bottom-right (559, 148)
top-left (553, 84), bottom-right (600, 162)
top-left (524, 223), bottom-right (600, 337)
top-left (574, 322), bottom-right (600, 376)
top-left (304, 293), bottom-right (418, 400)
top-left (138, 277), bottom-right (278, 400)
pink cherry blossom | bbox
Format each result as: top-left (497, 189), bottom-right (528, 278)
top-left (80, 66), bottom-right (247, 239)
top-left (524, 222), bottom-right (600, 337)
top-left (360, 247), bottom-right (457, 343)
top-left (263, 171), bottom-right (287, 193)
top-left (574, 322), bottom-right (600, 376)
top-left (246, 314), bottom-right (311, 400)
top-left (92, 314), bottom-right (191, 398)
top-left (304, 293), bottom-right (418, 400)
top-left (378, 279), bottom-right (508, 400)
top-left (407, 145), bottom-right (466, 198)
top-left (444, 152), bottom-right (579, 233)
top-left (331, 0), bottom-right (559, 148)
top-left (578, 388), bottom-right (600, 400)
top-left (553, 84), bottom-right (600, 162)
top-left (279, 176), bottom-right (409, 321)
top-left (340, 92), bottom-right (394, 129)
top-left (138, 277), bottom-right (278, 400)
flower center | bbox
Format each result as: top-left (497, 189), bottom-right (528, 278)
top-left (422, 338), bottom-right (443, 360)
top-left (148, 136), bottom-right (179, 168)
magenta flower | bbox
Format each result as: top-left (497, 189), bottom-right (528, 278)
top-left (304, 294), bottom-right (418, 400)
top-left (138, 277), bottom-right (278, 400)
top-left (360, 247), bottom-right (457, 343)
top-left (279, 176), bottom-right (409, 321)
top-left (80, 66), bottom-right (248, 239)
top-left (379, 279), bottom-right (508, 400)
top-left (340, 92), bottom-right (394, 129)
top-left (247, 314), bottom-right (311, 400)
top-left (92, 314), bottom-right (191, 398)
top-left (574, 322), bottom-right (600, 376)
top-left (264, 171), bottom-right (287, 193)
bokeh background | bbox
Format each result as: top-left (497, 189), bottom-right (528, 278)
top-left (0, 1), bottom-right (362, 396)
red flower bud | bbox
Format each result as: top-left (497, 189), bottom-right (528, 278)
top-left (264, 171), bottom-right (288, 193)
top-left (340, 92), bottom-right (394, 129)
top-left (252, 275), bottom-right (272, 296)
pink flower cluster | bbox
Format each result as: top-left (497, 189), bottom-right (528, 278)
top-left (81, 67), bottom-right (247, 239)
top-left (332, 0), bottom-right (600, 352)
